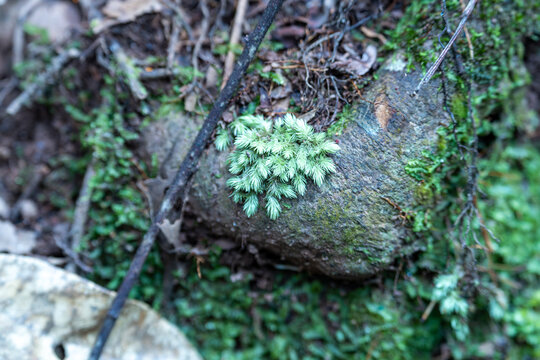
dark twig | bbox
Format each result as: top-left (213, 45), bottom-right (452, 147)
top-left (68, 156), bottom-right (96, 268)
top-left (167, 20), bottom-right (181, 70)
top-left (87, 1), bottom-right (284, 358)
top-left (300, 13), bottom-right (375, 102)
top-left (304, 14), bottom-right (374, 55)
top-left (192, 0), bottom-right (210, 74)
top-left (12, 0), bottom-right (42, 66)
top-left (439, 0), bottom-right (467, 76)
top-left (108, 40), bottom-right (148, 100)
top-left (54, 234), bottom-right (93, 273)
top-left (139, 67), bottom-right (176, 80)
top-left (415, 0), bottom-right (478, 93)
top-left (160, 0), bottom-right (194, 42)
top-left (6, 48), bottom-right (80, 116)
top-left (0, 78), bottom-right (18, 106)
top-left (441, 72), bottom-right (465, 160)
top-left (222, 0), bottom-right (248, 88)
top-left (330, 0), bottom-right (354, 62)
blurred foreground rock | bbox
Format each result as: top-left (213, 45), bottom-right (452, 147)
top-left (144, 61), bottom-right (446, 279)
top-left (0, 254), bottom-right (202, 360)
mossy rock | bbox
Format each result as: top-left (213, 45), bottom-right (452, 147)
top-left (144, 64), bottom-right (447, 279)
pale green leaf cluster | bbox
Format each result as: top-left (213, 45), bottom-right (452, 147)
top-left (215, 113), bottom-right (340, 219)
top-left (432, 272), bottom-right (470, 341)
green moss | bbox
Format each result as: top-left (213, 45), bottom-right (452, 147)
top-left (174, 248), bottom-right (442, 360)
top-left (311, 192), bottom-right (362, 248)
top-left (479, 145), bottom-right (540, 356)
top-left (384, 1), bottom-right (540, 352)
top-left (396, 0), bottom-right (539, 224)
top-left (326, 104), bottom-right (355, 137)
top-left (65, 80), bottom-right (162, 304)
top-left (450, 95), bottom-right (467, 121)
top-left (414, 183), bottom-right (434, 204)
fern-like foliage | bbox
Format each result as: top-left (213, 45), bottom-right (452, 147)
top-left (215, 113), bottom-right (340, 220)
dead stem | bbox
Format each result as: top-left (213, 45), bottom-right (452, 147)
top-left (222, 0), bottom-right (248, 88)
top-left (6, 48), bottom-right (80, 116)
top-left (415, 0), bottom-right (478, 94)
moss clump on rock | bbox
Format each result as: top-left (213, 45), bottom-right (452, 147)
top-left (215, 113), bottom-right (339, 220)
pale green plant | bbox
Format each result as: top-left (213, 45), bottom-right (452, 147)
top-left (215, 113), bottom-right (340, 219)
top-left (432, 271), bottom-right (470, 341)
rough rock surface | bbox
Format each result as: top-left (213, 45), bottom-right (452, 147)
top-left (0, 254), bottom-right (202, 360)
top-left (145, 63), bottom-right (446, 278)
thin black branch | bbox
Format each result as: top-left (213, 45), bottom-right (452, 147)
top-left (415, 0), bottom-right (477, 93)
top-left (87, 0), bottom-right (285, 358)
top-left (160, 0), bottom-right (194, 42)
top-left (0, 78), bottom-right (18, 107)
top-left (192, 0), bottom-right (210, 75)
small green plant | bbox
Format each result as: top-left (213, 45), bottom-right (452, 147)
top-left (215, 113), bottom-right (340, 220)
top-left (65, 81), bottom-right (162, 303)
top-left (23, 23), bottom-right (50, 45)
top-left (175, 247), bottom-right (441, 360)
top-left (250, 61), bottom-right (286, 85)
top-left (432, 271), bottom-right (470, 341)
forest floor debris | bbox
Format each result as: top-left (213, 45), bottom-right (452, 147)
top-left (0, 0), bottom-right (539, 358)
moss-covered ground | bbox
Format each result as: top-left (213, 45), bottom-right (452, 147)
top-left (170, 1), bottom-right (539, 357)
top-left (17, 0), bottom-right (538, 358)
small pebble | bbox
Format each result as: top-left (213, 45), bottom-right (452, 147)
top-left (0, 146), bottom-right (10, 160)
top-left (0, 197), bottom-right (9, 219)
top-left (19, 200), bottom-right (38, 221)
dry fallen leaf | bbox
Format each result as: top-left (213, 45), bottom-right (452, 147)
top-left (158, 219), bottom-right (183, 248)
top-left (270, 82), bottom-right (292, 99)
top-left (360, 26), bottom-right (388, 44)
top-left (143, 177), bottom-right (169, 216)
top-left (330, 44), bottom-right (378, 77)
top-left (272, 98), bottom-right (290, 113)
top-left (92, 0), bottom-right (163, 33)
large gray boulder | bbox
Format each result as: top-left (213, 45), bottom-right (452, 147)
top-left (0, 254), bottom-right (202, 360)
top-left (144, 62), bottom-right (446, 278)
